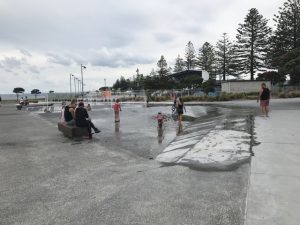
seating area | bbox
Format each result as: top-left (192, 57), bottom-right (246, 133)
top-left (57, 122), bottom-right (89, 138)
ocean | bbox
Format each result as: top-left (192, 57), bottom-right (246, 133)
top-left (0, 93), bottom-right (56, 100)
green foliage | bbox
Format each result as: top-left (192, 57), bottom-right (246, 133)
top-left (256, 71), bottom-right (286, 85)
top-left (215, 33), bottom-right (238, 80)
top-left (157, 55), bottom-right (170, 77)
top-left (143, 75), bottom-right (159, 90)
top-left (197, 42), bottom-right (216, 78)
top-left (278, 91), bottom-right (300, 98)
top-left (31, 89), bottom-right (41, 99)
top-left (273, 48), bottom-right (300, 84)
top-left (185, 41), bottom-right (197, 70)
top-left (112, 76), bottom-right (131, 91)
top-left (178, 75), bottom-right (203, 89)
top-left (273, 0), bottom-right (300, 52)
top-left (13, 87), bottom-right (25, 101)
top-left (13, 87), bottom-right (25, 94)
top-left (174, 55), bottom-right (185, 73)
top-left (269, 0), bottom-right (300, 84)
top-left (111, 3), bottom-right (300, 92)
top-left (235, 8), bottom-right (272, 80)
top-left (201, 79), bottom-right (215, 94)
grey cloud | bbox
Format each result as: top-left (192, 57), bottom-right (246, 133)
top-left (28, 66), bottom-right (40, 74)
top-left (68, 53), bottom-right (89, 67)
top-left (154, 32), bottom-right (176, 43)
top-left (47, 53), bottom-right (73, 66)
top-left (19, 49), bottom-right (32, 57)
top-left (89, 49), bottom-right (155, 68)
top-left (0, 0), bottom-right (149, 52)
top-left (1, 57), bottom-right (23, 69)
top-left (0, 55), bottom-right (40, 75)
top-left (5, 69), bottom-right (13, 73)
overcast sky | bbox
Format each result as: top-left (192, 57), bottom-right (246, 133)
top-left (0, 0), bottom-right (285, 94)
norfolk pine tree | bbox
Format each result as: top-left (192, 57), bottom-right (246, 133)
top-left (156, 55), bottom-right (172, 89)
top-left (197, 42), bottom-right (217, 79)
top-left (185, 41), bottom-right (197, 70)
top-left (235, 8), bottom-right (272, 80)
top-left (173, 55), bottom-right (185, 72)
top-left (215, 33), bottom-right (237, 80)
top-left (271, 0), bottom-right (300, 83)
top-left (157, 55), bottom-right (169, 77)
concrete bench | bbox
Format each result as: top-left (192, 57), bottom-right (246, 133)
top-left (57, 122), bottom-right (89, 138)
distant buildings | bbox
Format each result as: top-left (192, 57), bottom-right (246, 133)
top-left (221, 80), bottom-right (271, 93)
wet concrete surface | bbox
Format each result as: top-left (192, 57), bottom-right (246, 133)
top-left (38, 103), bottom-right (256, 163)
top-left (0, 103), bottom-right (254, 225)
top-left (38, 103), bottom-right (210, 159)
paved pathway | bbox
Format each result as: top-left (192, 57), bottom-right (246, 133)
top-left (245, 109), bottom-right (300, 225)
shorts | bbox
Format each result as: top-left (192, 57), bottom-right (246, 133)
top-left (260, 100), bottom-right (269, 107)
top-left (177, 109), bottom-right (184, 115)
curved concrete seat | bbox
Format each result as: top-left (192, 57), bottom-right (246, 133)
top-left (57, 122), bottom-right (89, 138)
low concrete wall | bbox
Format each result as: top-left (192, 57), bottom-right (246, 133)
top-left (222, 81), bottom-right (271, 93)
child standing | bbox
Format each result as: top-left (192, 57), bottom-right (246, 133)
top-left (156, 112), bottom-right (165, 128)
top-left (113, 99), bottom-right (122, 122)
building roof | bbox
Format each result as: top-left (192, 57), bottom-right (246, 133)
top-left (170, 70), bottom-right (202, 78)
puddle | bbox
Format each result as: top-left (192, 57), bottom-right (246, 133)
top-left (34, 103), bottom-right (257, 170)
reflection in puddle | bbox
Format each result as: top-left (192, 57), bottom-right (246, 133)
top-left (115, 122), bottom-right (120, 132)
top-left (176, 122), bottom-right (183, 135)
top-left (157, 127), bottom-right (164, 144)
top-left (37, 103), bottom-right (256, 169)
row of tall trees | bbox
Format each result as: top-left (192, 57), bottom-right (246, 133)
top-left (270, 0), bottom-right (300, 83)
top-left (173, 0), bottom-right (300, 83)
top-left (113, 0), bottom-right (300, 90)
top-left (173, 1), bottom-right (299, 83)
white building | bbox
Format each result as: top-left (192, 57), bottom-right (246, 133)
top-left (221, 81), bottom-right (271, 93)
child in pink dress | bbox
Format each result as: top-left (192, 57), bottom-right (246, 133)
top-left (113, 99), bottom-right (122, 122)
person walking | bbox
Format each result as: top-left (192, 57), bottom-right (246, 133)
top-left (113, 99), bottom-right (122, 122)
top-left (176, 97), bottom-right (186, 124)
top-left (75, 102), bottom-right (100, 139)
top-left (257, 83), bottom-right (271, 117)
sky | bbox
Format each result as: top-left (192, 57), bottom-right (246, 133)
top-left (0, 0), bottom-right (285, 94)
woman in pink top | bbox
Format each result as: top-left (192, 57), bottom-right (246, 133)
top-left (113, 99), bottom-right (122, 122)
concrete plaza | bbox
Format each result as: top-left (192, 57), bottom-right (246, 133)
top-left (0, 98), bottom-right (299, 225)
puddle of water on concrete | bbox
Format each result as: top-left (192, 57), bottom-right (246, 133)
top-left (34, 103), bottom-right (257, 170)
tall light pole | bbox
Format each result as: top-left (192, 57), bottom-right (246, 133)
top-left (72, 74), bottom-right (76, 97)
top-left (81, 64), bottom-right (86, 96)
top-left (69, 74), bottom-right (72, 96)
top-left (104, 78), bottom-right (106, 89)
top-left (77, 79), bottom-right (81, 96)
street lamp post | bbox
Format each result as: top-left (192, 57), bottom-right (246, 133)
top-left (69, 74), bottom-right (72, 96)
top-left (72, 75), bottom-right (76, 97)
top-left (81, 64), bottom-right (86, 96)
top-left (77, 79), bottom-right (81, 96)
top-left (104, 78), bottom-right (106, 89)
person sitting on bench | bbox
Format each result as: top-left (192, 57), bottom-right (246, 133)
top-left (64, 99), bottom-right (77, 126)
top-left (75, 102), bottom-right (100, 139)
